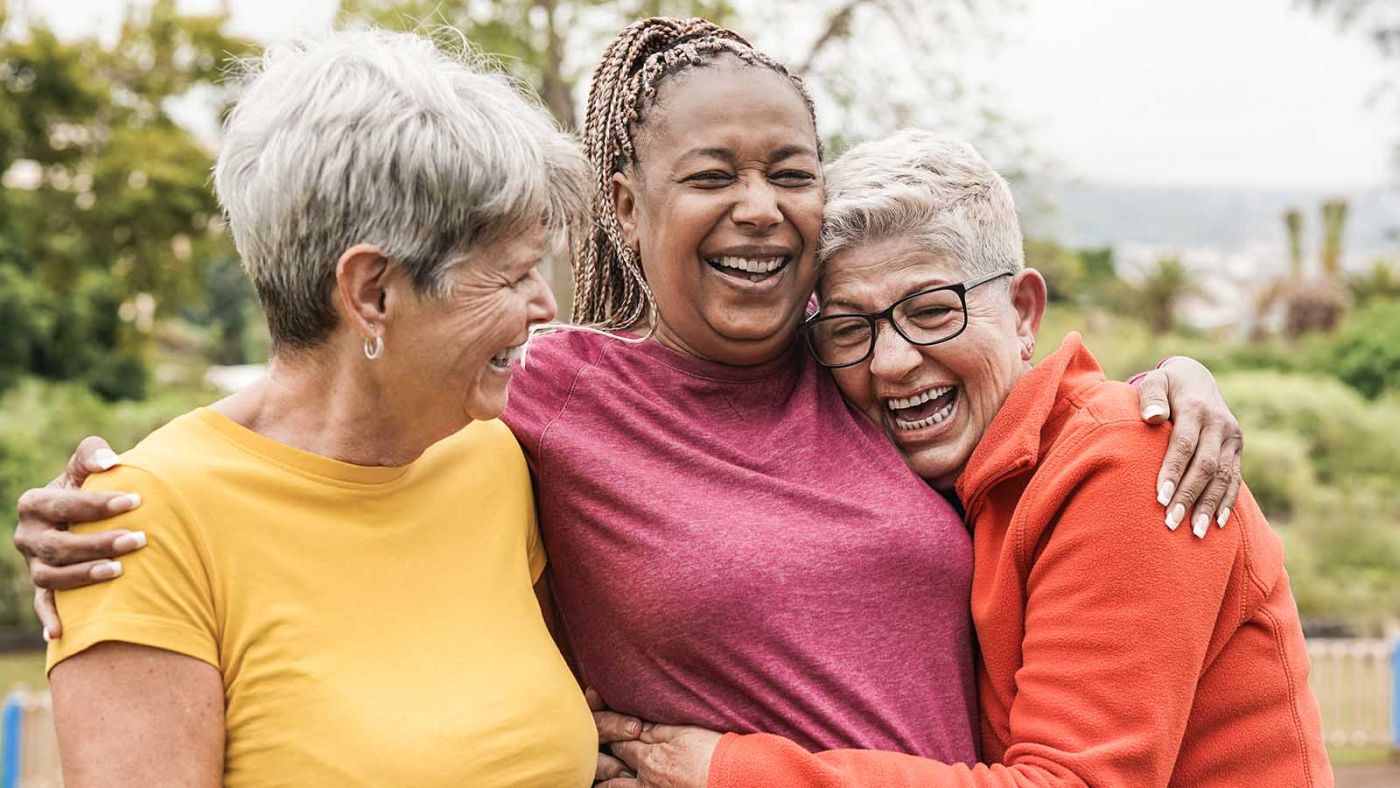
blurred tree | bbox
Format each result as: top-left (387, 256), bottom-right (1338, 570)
top-left (0, 0), bottom-right (255, 397)
top-left (1133, 256), bottom-right (1202, 334)
top-left (1346, 258), bottom-right (1400, 304)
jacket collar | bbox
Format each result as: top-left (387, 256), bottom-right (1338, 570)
top-left (954, 332), bottom-right (1107, 516)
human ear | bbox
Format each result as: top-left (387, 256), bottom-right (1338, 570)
top-left (1010, 268), bottom-right (1048, 360)
top-left (334, 244), bottom-right (392, 340)
top-left (610, 170), bottom-right (642, 254)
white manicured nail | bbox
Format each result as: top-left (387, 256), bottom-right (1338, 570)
top-left (42, 627), bottom-right (51, 643)
top-left (93, 449), bottom-right (120, 470)
top-left (90, 561), bottom-right (123, 580)
top-left (113, 531), bottom-right (147, 551)
top-left (1142, 404), bottom-right (1168, 421)
top-left (1192, 513), bottom-right (1209, 539)
top-left (1165, 503), bottom-right (1185, 530)
top-left (1217, 507), bottom-right (1231, 527)
top-left (1157, 480), bottom-right (1175, 506)
top-left (108, 493), bottom-right (141, 514)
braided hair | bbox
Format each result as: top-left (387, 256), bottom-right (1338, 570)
top-left (573, 17), bottom-right (821, 329)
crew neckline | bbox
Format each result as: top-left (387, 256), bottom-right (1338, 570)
top-left (617, 333), bottom-right (807, 383)
top-left (191, 407), bottom-right (416, 486)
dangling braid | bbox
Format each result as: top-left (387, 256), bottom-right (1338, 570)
top-left (573, 17), bottom-right (821, 329)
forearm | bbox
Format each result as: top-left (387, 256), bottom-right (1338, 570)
top-left (710, 733), bottom-right (1086, 788)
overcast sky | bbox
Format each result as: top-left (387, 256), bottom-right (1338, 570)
top-left (29, 0), bottom-right (1398, 191)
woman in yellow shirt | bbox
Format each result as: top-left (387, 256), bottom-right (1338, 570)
top-left (41, 30), bottom-right (597, 787)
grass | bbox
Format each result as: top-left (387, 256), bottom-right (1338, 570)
top-left (1329, 745), bottom-right (1395, 766)
top-left (0, 650), bottom-right (47, 692)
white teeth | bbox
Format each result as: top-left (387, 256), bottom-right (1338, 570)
top-left (709, 256), bottom-right (786, 273)
top-left (885, 386), bottom-right (953, 410)
top-left (490, 345), bottom-right (524, 367)
top-left (893, 398), bottom-right (956, 431)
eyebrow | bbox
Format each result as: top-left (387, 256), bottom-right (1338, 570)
top-left (675, 143), bottom-right (819, 166)
top-left (824, 279), bottom-right (954, 313)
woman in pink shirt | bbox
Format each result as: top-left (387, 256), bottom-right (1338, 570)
top-left (16, 18), bottom-right (1244, 779)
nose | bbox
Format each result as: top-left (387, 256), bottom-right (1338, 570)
top-left (731, 177), bottom-right (782, 232)
top-left (526, 269), bottom-right (558, 325)
top-left (868, 320), bottom-right (923, 383)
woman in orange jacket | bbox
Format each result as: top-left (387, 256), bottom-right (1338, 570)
top-left (602, 130), bottom-right (1332, 788)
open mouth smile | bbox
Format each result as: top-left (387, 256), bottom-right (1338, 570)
top-left (489, 344), bottom-right (525, 370)
top-left (704, 255), bottom-right (792, 284)
top-left (885, 385), bottom-right (958, 431)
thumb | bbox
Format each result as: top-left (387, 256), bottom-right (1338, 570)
top-left (1136, 368), bottom-right (1170, 424)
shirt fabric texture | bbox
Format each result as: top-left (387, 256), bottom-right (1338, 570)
top-left (502, 330), bottom-right (979, 762)
top-left (709, 333), bottom-right (1332, 787)
top-left (48, 409), bottom-right (597, 787)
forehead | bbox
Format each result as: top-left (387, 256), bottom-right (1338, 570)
top-left (821, 236), bottom-right (965, 310)
top-left (472, 222), bottom-right (550, 269)
top-left (635, 61), bottom-right (817, 162)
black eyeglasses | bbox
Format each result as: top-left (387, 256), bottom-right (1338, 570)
top-left (803, 271), bottom-right (1014, 369)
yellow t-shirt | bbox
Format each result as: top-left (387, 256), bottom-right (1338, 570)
top-left (48, 408), bottom-right (595, 787)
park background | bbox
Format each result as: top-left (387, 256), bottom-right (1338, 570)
top-left (1, 0), bottom-right (1399, 781)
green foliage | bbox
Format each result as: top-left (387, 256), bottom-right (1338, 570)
top-left (1322, 299), bottom-right (1400, 399)
top-left (1239, 429), bottom-right (1316, 518)
top-left (0, 1), bottom-right (256, 398)
top-left (1218, 370), bottom-right (1400, 484)
top-left (0, 377), bottom-right (214, 627)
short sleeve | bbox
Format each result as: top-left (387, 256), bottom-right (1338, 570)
top-left (47, 464), bottom-right (219, 674)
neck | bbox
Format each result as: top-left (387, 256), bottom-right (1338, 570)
top-left (212, 346), bottom-right (442, 468)
top-left (643, 317), bottom-right (799, 368)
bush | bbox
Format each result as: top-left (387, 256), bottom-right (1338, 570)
top-left (1322, 299), bottom-right (1400, 399)
top-left (1240, 429), bottom-right (1316, 519)
top-left (1218, 371), bottom-right (1400, 484)
top-left (0, 377), bottom-right (213, 627)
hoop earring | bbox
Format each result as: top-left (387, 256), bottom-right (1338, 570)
top-left (363, 334), bottom-right (383, 360)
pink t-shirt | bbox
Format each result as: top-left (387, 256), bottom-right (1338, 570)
top-left (502, 330), bottom-right (978, 762)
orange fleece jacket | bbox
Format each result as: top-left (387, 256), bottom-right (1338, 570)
top-left (709, 333), bottom-right (1332, 788)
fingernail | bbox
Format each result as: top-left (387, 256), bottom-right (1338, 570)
top-left (113, 531), bottom-right (147, 551)
top-left (93, 449), bottom-right (120, 471)
top-left (621, 772), bottom-right (636, 779)
top-left (42, 627), bottom-right (51, 643)
top-left (626, 720), bottom-right (640, 735)
top-left (1157, 480), bottom-right (1175, 506)
top-left (90, 561), bottom-right (123, 580)
top-left (1217, 507), bottom-right (1231, 527)
top-left (1165, 503), bottom-right (1185, 530)
top-left (1142, 404), bottom-right (1168, 421)
top-left (108, 493), bottom-right (141, 513)
top-left (1192, 513), bottom-right (1209, 539)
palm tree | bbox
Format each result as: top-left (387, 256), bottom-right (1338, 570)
top-left (1136, 256), bottom-right (1203, 334)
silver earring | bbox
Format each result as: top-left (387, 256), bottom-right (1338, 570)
top-left (363, 334), bottom-right (383, 360)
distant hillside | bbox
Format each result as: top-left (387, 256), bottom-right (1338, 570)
top-left (1019, 181), bottom-right (1399, 264)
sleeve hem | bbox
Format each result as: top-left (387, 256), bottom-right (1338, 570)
top-left (47, 613), bottom-right (219, 676)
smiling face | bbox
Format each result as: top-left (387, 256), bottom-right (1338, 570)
top-left (822, 236), bottom-right (1043, 490)
top-left (612, 58), bottom-right (824, 366)
top-left (389, 224), bottom-right (557, 428)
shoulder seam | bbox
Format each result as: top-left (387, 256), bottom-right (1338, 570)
top-left (535, 339), bottom-right (612, 489)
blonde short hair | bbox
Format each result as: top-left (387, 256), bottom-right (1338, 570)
top-left (820, 129), bottom-right (1023, 279)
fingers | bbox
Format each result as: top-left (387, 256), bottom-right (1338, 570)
top-left (16, 488), bottom-right (141, 536)
top-left (1189, 440), bottom-right (1237, 534)
top-left (34, 588), bottom-right (61, 640)
top-left (1136, 368), bottom-right (1171, 424)
top-left (596, 779), bottom-right (639, 788)
top-left (609, 739), bottom-right (646, 770)
top-left (1155, 406), bottom-right (1201, 516)
top-left (595, 710), bottom-right (642, 744)
top-left (595, 753), bottom-right (635, 782)
top-left (30, 556), bottom-right (127, 591)
top-left (62, 436), bottom-right (120, 487)
top-left (17, 522), bottom-right (146, 569)
top-left (1217, 446), bottom-right (1243, 527)
top-left (1166, 420), bottom-right (1225, 539)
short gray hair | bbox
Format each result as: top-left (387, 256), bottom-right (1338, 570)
top-left (214, 29), bottom-right (589, 351)
top-left (820, 129), bottom-right (1023, 280)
